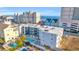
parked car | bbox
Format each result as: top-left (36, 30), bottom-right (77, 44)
top-left (20, 47), bottom-right (29, 51)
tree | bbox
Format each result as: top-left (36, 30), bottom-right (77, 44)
top-left (15, 35), bottom-right (26, 48)
top-left (20, 35), bottom-right (26, 41)
top-left (0, 37), bottom-right (5, 44)
top-left (16, 38), bottom-right (23, 47)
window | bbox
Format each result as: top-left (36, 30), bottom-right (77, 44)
top-left (21, 27), bottom-right (25, 34)
top-left (62, 23), bottom-right (67, 28)
top-left (70, 23), bottom-right (78, 32)
top-left (51, 38), bottom-right (53, 40)
top-left (72, 8), bottom-right (79, 20)
top-left (25, 27), bottom-right (29, 35)
top-left (12, 37), bottom-right (14, 39)
top-left (7, 34), bottom-right (9, 36)
top-left (71, 23), bottom-right (78, 29)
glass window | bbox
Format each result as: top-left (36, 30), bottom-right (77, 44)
top-left (71, 23), bottom-right (78, 29)
top-left (62, 23), bottom-right (67, 28)
top-left (72, 8), bottom-right (79, 20)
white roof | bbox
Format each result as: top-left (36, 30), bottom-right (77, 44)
top-left (20, 24), bottom-right (64, 36)
top-left (6, 16), bottom-right (13, 19)
top-left (39, 26), bottom-right (63, 36)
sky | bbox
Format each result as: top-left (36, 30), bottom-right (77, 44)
top-left (0, 7), bottom-right (61, 16)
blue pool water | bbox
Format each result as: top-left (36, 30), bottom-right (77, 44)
top-left (9, 37), bottom-right (39, 48)
top-left (26, 37), bottom-right (38, 44)
top-left (9, 43), bottom-right (17, 48)
top-left (27, 37), bottom-right (36, 43)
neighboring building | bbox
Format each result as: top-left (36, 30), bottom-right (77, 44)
top-left (59, 7), bottom-right (79, 33)
top-left (39, 26), bottom-right (63, 49)
top-left (0, 15), bottom-right (14, 23)
top-left (19, 24), bottom-right (63, 49)
top-left (14, 11), bottom-right (41, 24)
top-left (0, 16), bottom-right (19, 42)
top-left (4, 16), bottom-right (13, 25)
top-left (19, 24), bottom-right (39, 38)
top-left (14, 13), bottom-right (19, 24)
top-left (0, 23), bottom-right (8, 39)
top-left (4, 24), bottom-right (19, 42)
top-left (44, 18), bottom-right (56, 26)
top-left (41, 18), bottom-right (58, 27)
top-left (0, 16), bottom-right (7, 23)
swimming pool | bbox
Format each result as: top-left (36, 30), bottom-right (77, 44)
top-left (9, 43), bottom-right (17, 48)
top-left (26, 37), bottom-right (38, 44)
top-left (27, 37), bottom-right (36, 43)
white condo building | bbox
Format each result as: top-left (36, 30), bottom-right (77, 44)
top-left (59, 7), bottom-right (79, 32)
top-left (19, 24), bottom-right (63, 49)
top-left (39, 26), bottom-right (63, 49)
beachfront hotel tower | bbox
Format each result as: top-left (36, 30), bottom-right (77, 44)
top-left (14, 11), bottom-right (40, 24)
top-left (59, 7), bottom-right (79, 32)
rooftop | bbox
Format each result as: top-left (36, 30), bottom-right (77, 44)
top-left (20, 24), bottom-right (64, 36)
top-left (39, 26), bottom-right (63, 35)
top-left (8, 24), bottom-right (18, 28)
top-left (6, 16), bottom-right (14, 20)
top-left (0, 23), bottom-right (9, 31)
top-left (0, 22), bottom-right (18, 31)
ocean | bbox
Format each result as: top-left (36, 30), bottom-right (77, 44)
top-left (41, 16), bottom-right (60, 20)
top-left (41, 16), bottom-right (60, 26)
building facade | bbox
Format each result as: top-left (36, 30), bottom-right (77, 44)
top-left (39, 26), bottom-right (63, 49)
top-left (59, 7), bottom-right (79, 33)
top-left (0, 23), bottom-right (8, 39)
top-left (19, 24), bottom-right (39, 39)
top-left (19, 24), bottom-right (63, 49)
top-left (4, 25), bottom-right (19, 42)
top-left (0, 16), bottom-right (19, 42)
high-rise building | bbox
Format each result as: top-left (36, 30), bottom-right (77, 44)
top-left (59, 7), bottom-right (79, 32)
top-left (32, 12), bottom-right (40, 24)
top-left (14, 11), bottom-right (40, 24)
top-left (14, 13), bottom-right (20, 24)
